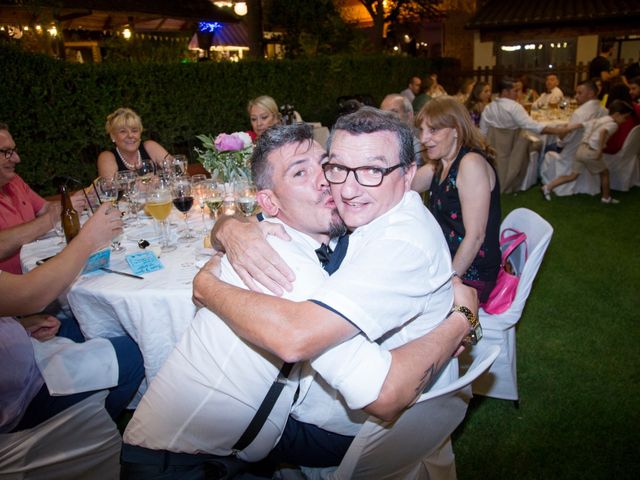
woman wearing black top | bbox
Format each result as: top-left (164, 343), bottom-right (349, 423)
top-left (413, 97), bottom-right (501, 302)
top-left (97, 108), bottom-right (170, 179)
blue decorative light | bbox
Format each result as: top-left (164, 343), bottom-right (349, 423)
top-left (199, 22), bottom-right (223, 33)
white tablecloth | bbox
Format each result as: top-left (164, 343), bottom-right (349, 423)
top-left (21, 212), bottom-right (211, 387)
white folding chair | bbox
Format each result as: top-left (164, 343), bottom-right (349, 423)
top-left (540, 150), bottom-right (600, 197)
top-left (282, 346), bottom-right (500, 480)
top-left (603, 125), bottom-right (640, 192)
top-left (461, 208), bottom-right (553, 406)
top-left (0, 391), bottom-right (121, 480)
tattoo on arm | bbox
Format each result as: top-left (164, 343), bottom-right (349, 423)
top-left (415, 363), bottom-right (437, 395)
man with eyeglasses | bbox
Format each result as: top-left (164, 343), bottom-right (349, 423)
top-left (193, 108), bottom-right (477, 472)
top-left (0, 123), bottom-right (85, 274)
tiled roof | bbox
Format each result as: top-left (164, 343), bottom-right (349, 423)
top-left (467, 0), bottom-right (640, 30)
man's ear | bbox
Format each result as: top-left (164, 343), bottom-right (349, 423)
top-left (404, 163), bottom-right (417, 191)
top-left (257, 190), bottom-right (279, 217)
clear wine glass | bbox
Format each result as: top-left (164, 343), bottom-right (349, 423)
top-left (172, 154), bottom-right (188, 178)
top-left (205, 181), bottom-right (224, 221)
top-left (116, 170), bottom-right (137, 220)
top-left (137, 158), bottom-right (156, 186)
top-left (146, 187), bottom-right (176, 253)
top-left (95, 176), bottom-right (126, 253)
top-left (234, 179), bottom-right (257, 217)
top-left (191, 175), bottom-right (208, 234)
top-left (172, 178), bottom-right (195, 242)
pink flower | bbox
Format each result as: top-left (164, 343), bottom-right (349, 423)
top-left (451, 213), bottom-right (457, 220)
top-left (214, 133), bottom-right (244, 152)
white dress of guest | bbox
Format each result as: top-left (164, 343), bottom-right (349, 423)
top-left (532, 87), bottom-right (564, 110)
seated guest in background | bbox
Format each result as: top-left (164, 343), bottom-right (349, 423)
top-left (602, 81), bottom-right (640, 155)
top-left (454, 78), bottom-right (476, 104)
top-left (0, 123), bottom-right (86, 274)
top-left (480, 77), bottom-right (578, 137)
top-left (543, 100), bottom-right (634, 204)
top-left (414, 97), bottom-right (501, 303)
top-left (380, 93), bottom-right (424, 166)
top-left (464, 81), bottom-right (491, 127)
top-left (400, 75), bottom-right (422, 103)
top-left (531, 73), bottom-right (563, 110)
top-left (247, 95), bottom-right (281, 142)
top-left (412, 75), bottom-right (433, 114)
top-left (97, 107), bottom-right (170, 180)
top-left (122, 121), bottom-right (474, 476)
top-left (629, 76), bottom-right (640, 103)
top-left (1, 203), bottom-right (143, 433)
top-left (517, 74), bottom-right (539, 104)
top-left (426, 73), bottom-right (447, 98)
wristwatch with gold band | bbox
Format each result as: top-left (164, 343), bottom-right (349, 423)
top-left (450, 305), bottom-right (482, 346)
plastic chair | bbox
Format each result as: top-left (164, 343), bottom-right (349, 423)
top-left (0, 391), bottom-right (121, 479)
top-left (283, 346), bottom-right (500, 480)
top-left (602, 125), bottom-right (640, 192)
top-left (462, 208), bottom-right (553, 406)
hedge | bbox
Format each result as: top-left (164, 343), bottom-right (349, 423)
top-left (0, 44), bottom-right (460, 196)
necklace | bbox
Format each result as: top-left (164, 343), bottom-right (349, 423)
top-left (116, 147), bottom-right (141, 170)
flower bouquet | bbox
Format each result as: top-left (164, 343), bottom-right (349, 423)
top-left (194, 131), bottom-right (253, 183)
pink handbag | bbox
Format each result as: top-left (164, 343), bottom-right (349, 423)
top-left (482, 228), bottom-right (528, 315)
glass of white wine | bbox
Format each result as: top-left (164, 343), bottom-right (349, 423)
top-left (137, 158), bottom-right (156, 186)
top-left (146, 187), bottom-right (176, 253)
top-left (95, 176), bottom-right (126, 253)
top-left (204, 182), bottom-right (224, 221)
top-left (234, 179), bottom-right (257, 217)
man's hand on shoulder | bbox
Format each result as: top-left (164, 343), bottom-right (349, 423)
top-left (213, 215), bottom-right (294, 295)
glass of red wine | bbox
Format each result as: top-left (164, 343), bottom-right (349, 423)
top-left (172, 178), bottom-right (195, 242)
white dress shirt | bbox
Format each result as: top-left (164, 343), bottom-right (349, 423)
top-left (480, 97), bottom-right (545, 136)
top-left (295, 191), bottom-right (456, 436)
top-left (532, 87), bottom-right (564, 109)
top-left (558, 100), bottom-right (607, 148)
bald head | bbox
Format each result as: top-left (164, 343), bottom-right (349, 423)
top-left (380, 94), bottom-right (414, 126)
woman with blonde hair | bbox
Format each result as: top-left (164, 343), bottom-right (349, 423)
top-left (97, 108), bottom-right (170, 179)
top-left (413, 96), bottom-right (501, 302)
top-left (247, 95), bottom-right (281, 141)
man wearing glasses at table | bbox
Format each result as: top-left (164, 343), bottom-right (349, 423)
top-left (0, 123), bottom-right (86, 274)
top-left (121, 114), bottom-right (476, 478)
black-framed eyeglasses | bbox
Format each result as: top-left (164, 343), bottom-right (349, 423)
top-left (322, 162), bottom-right (403, 187)
top-left (0, 147), bottom-right (17, 159)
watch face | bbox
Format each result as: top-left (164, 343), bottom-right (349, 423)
top-left (474, 324), bottom-right (483, 343)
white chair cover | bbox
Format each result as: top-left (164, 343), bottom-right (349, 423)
top-left (519, 150), bottom-right (541, 191)
top-left (462, 208), bottom-right (553, 401)
top-left (602, 125), bottom-right (640, 192)
top-left (287, 346), bottom-right (500, 480)
top-left (540, 150), bottom-right (600, 196)
top-left (0, 391), bottom-right (121, 480)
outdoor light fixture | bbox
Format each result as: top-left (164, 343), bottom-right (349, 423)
top-left (122, 28), bottom-right (132, 40)
top-left (501, 45), bottom-right (521, 52)
top-left (47, 25), bottom-right (57, 37)
top-left (233, 2), bottom-right (248, 16)
top-left (213, 1), bottom-right (247, 16)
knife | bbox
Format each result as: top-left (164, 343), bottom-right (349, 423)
top-left (99, 267), bottom-right (144, 280)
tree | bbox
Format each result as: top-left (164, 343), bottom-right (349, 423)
top-left (353, 0), bottom-right (445, 52)
top-left (266, 0), bottom-right (355, 58)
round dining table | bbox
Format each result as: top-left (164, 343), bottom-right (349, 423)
top-left (21, 211), bottom-right (214, 394)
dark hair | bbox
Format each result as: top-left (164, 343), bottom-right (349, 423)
top-left (601, 42), bottom-right (614, 53)
top-left (328, 106), bottom-right (415, 169)
top-left (608, 99), bottom-right (634, 116)
top-left (465, 81), bottom-right (490, 114)
top-left (578, 79), bottom-right (598, 94)
top-left (498, 77), bottom-right (517, 93)
top-left (0, 122), bottom-right (8, 132)
top-left (630, 76), bottom-right (640, 86)
top-left (251, 123), bottom-right (314, 190)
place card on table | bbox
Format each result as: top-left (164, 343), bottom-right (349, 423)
top-left (82, 248), bottom-right (111, 274)
top-left (126, 251), bottom-right (164, 275)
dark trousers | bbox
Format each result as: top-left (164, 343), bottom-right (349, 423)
top-left (120, 444), bottom-right (248, 480)
top-left (13, 334), bottom-right (144, 431)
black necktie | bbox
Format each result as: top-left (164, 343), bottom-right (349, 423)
top-left (315, 243), bottom-right (333, 267)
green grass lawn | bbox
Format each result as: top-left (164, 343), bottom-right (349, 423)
top-left (453, 187), bottom-right (640, 480)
